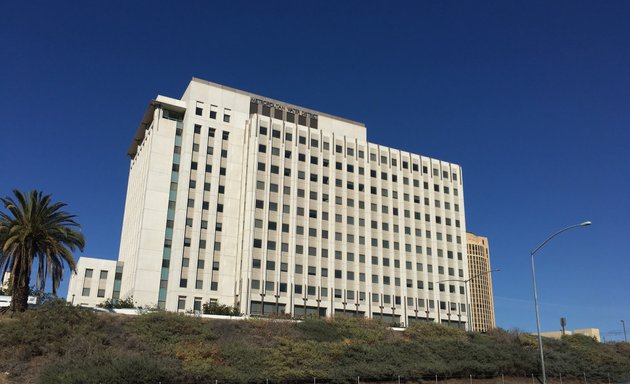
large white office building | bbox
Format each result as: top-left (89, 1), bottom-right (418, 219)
top-left (68, 78), bottom-right (470, 327)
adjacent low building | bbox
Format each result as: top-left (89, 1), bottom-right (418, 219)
top-left (66, 257), bottom-right (119, 307)
top-left (68, 78), bottom-right (471, 327)
top-left (540, 328), bottom-right (601, 342)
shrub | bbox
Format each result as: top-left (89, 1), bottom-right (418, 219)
top-left (2, 307), bottom-right (630, 383)
top-left (97, 296), bottom-right (135, 309)
top-left (406, 321), bottom-right (468, 342)
top-left (128, 311), bottom-right (215, 348)
top-left (296, 317), bottom-right (342, 342)
top-left (38, 353), bottom-right (182, 384)
top-left (202, 300), bottom-right (240, 316)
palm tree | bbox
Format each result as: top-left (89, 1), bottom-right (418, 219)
top-left (0, 190), bottom-right (85, 312)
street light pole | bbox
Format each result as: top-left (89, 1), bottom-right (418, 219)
top-left (463, 282), bottom-right (470, 331)
top-left (437, 269), bottom-right (500, 332)
top-left (622, 320), bottom-right (627, 342)
top-left (530, 221), bottom-right (591, 384)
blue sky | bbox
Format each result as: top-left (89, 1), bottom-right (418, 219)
top-left (1, 1), bottom-right (628, 340)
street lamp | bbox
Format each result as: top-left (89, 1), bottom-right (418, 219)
top-left (531, 221), bottom-right (591, 384)
top-left (437, 268), bottom-right (500, 332)
top-left (260, 292), bottom-right (266, 316)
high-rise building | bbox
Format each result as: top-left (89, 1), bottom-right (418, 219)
top-left (68, 78), bottom-right (470, 327)
top-left (466, 232), bottom-right (496, 331)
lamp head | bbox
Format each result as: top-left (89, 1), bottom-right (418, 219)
top-left (580, 221), bottom-right (592, 226)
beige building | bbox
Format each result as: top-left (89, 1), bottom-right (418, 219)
top-left (68, 78), bottom-right (471, 327)
top-left (466, 232), bottom-right (496, 332)
top-left (539, 328), bottom-right (601, 342)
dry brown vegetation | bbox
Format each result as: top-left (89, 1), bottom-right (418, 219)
top-left (1, 301), bottom-right (628, 384)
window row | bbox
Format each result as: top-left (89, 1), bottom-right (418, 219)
top-left (257, 126), bottom-right (459, 182)
top-left (250, 280), bottom-right (465, 308)
top-left (256, 180), bottom-right (460, 211)
top-left (195, 102), bottom-right (231, 123)
top-left (256, 159), bottom-right (459, 196)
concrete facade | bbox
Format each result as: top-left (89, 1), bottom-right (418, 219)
top-left (539, 328), bottom-right (601, 342)
top-left (68, 78), bottom-right (471, 327)
top-left (466, 232), bottom-right (496, 332)
top-left (66, 257), bottom-right (118, 307)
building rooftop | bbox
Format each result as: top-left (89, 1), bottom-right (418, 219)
top-left (190, 77), bottom-right (366, 127)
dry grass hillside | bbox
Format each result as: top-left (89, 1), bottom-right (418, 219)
top-left (1, 302), bottom-right (628, 384)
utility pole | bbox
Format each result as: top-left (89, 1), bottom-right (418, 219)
top-left (622, 320), bottom-right (627, 342)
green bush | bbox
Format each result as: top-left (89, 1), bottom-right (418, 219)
top-left (128, 311), bottom-right (215, 349)
top-left (39, 353), bottom-right (182, 384)
top-left (97, 296), bottom-right (135, 309)
top-left (296, 317), bottom-right (342, 342)
top-left (202, 300), bottom-right (241, 316)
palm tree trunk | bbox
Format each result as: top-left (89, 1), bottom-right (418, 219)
top-left (11, 283), bottom-right (29, 312)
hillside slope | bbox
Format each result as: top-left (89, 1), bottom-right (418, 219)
top-left (1, 302), bottom-right (628, 384)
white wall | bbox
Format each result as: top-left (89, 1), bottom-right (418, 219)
top-left (67, 257), bottom-right (117, 307)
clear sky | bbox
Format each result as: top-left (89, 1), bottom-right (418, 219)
top-left (1, 1), bottom-right (628, 340)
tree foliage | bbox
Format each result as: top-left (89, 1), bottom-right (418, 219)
top-left (0, 190), bottom-right (84, 312)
